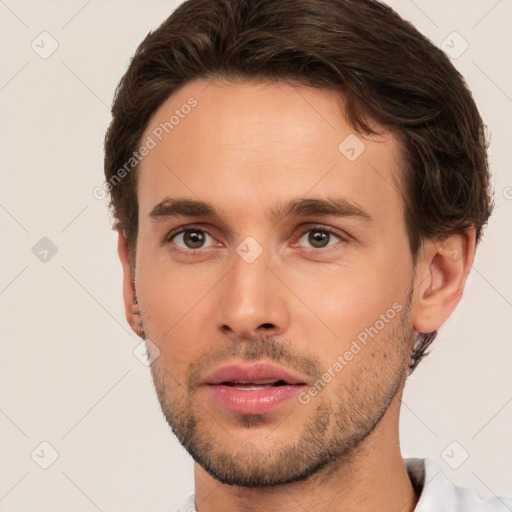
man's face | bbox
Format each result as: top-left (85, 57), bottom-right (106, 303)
top-left (133, 79), bottom-right (416, 486)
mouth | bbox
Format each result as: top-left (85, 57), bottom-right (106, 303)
top-left (203, 362), bottom-right (307, 387)
top-left (221, 379), bottom-right (290, 390)
top-left (202, 362), bottom-right (308, 415)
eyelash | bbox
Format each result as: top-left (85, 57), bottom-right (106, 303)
top-left (295, 225), bottom-right (347, 249)
top-left (165, 224), bottom-right (217, 253)
top-left (165, 224), bottom-right (348, 253)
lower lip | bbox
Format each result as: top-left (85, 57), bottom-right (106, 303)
top-left (206, 384), bottom-right (305, 414)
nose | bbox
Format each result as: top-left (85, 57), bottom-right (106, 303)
top-left (218, 249), bottom-right (289, 340)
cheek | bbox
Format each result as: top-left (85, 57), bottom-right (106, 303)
top-left (134, 248), bottom-right (220, 367)
top-left (287, 259), bottom-right (409, 344)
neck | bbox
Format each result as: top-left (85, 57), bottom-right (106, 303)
top-left (192, 396), bottom-right (418, 512)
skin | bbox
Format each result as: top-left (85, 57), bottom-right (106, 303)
top-left (118, 79), bottom-right (475, 512)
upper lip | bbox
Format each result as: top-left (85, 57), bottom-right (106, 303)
top-left (202, 362), bottom-right (307, 386)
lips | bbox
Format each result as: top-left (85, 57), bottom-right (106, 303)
top-left (202, 362), bottom-right (308, 415)
top-left (203, 362), bottom-right (307, 386)
top-left (222, 381), bottom-right (287, 390)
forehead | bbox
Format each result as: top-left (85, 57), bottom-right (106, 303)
top-left (137, 79), bottom-right (405, 227)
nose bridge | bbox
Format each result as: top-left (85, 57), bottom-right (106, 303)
top-left (218, 242), bottom-right (288, 338)
top-left (229, 246), bottom-right (268, 296)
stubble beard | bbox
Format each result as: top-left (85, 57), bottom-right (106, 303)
top-left (145, 297), bottom-right (413, 488)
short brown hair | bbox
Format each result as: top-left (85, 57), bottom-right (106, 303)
top-left (104, 0), bottom-right (493, 371)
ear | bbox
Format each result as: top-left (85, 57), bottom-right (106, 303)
top-left (117, 233), bottom-right (144, 338)
top-left (412, 229), bottom-right (476, 334)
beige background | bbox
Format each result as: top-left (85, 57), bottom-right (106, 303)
top-left (1, 0), bottom-right (511, 510)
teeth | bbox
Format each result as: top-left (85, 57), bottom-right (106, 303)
top-left (231, 384), bottom-right (274, 390)
top-left (220, 380), bottom-right (291, 389)
top-left (233, 385), bottom-right (272, 390)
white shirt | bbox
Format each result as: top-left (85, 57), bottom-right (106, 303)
top-left (176, 458), bottom-right (512, 511)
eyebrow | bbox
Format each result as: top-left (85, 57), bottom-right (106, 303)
top-left (149, 197), bottom-right (373, 223)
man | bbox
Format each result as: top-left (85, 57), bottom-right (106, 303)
top-left (103, 0), bottom-right (511, 510)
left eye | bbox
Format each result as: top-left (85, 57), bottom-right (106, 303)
top-left (171, 229), bottom-right (216, 249)
top-left (297, 229), bottom-right (342, 249)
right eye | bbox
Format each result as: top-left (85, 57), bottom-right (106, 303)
top-left (169, 228), bottom-right (216, 250)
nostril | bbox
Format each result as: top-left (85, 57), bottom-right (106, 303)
top-left (259, 323), bottom-right (275, 330)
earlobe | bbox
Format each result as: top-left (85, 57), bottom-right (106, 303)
top-left (118, 233), bottom-right (144, 338)
top-left (413, 229), bottom-right (476, 334)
